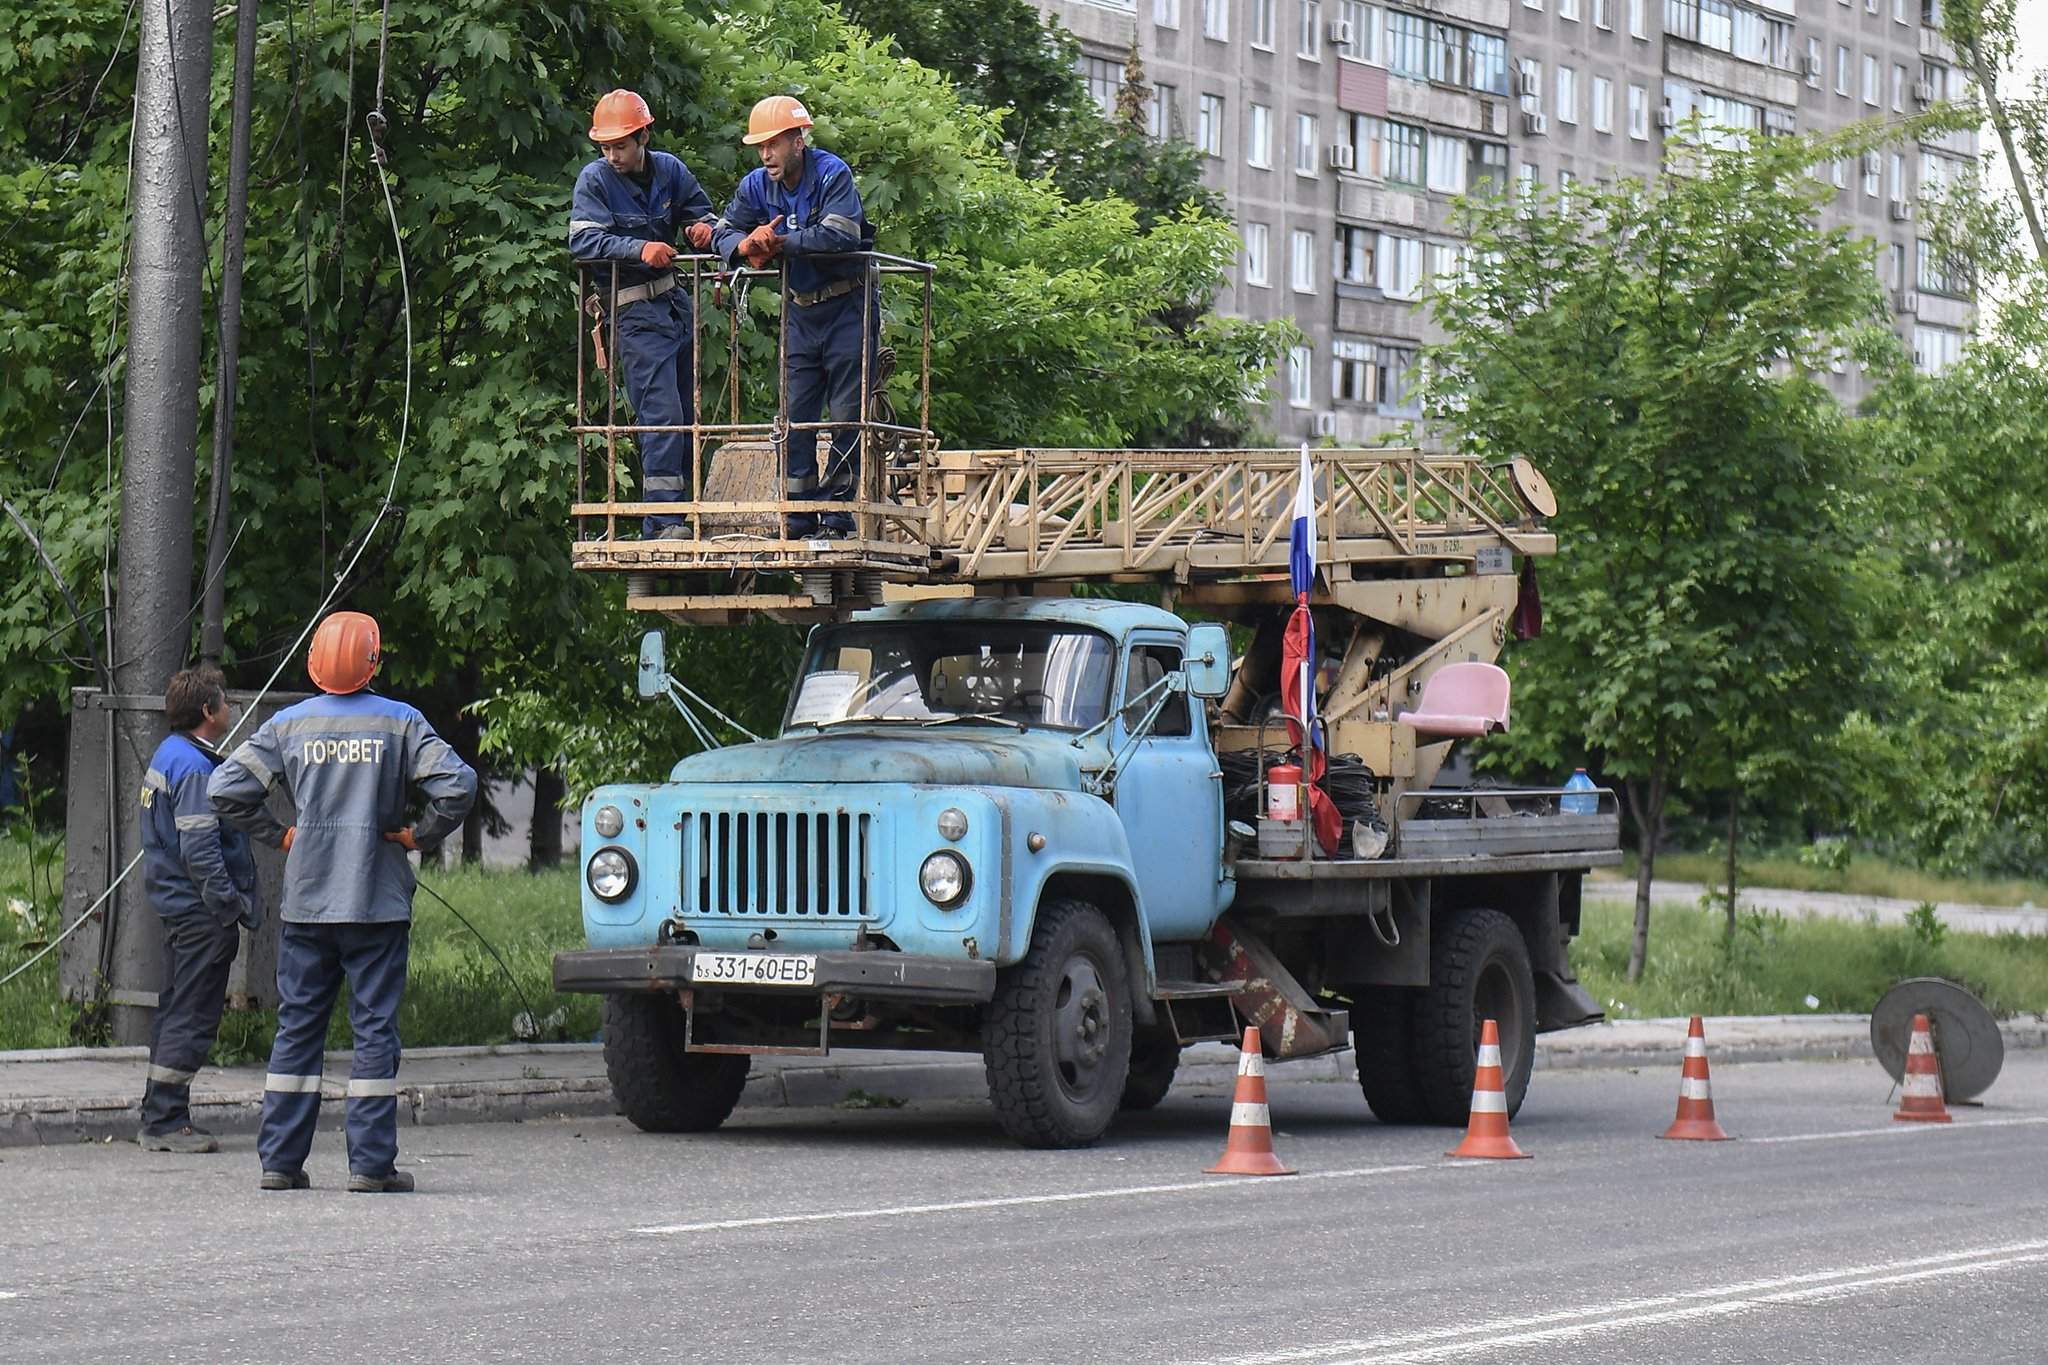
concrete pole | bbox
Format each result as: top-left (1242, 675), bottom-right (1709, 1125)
top-left (109, 0), bottom-right (213, 1044)
top-left (200, 0), bottom-right (261, 664)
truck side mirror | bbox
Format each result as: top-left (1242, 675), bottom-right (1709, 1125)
top-left (636, 630), bottom-right (667, 700)
top-left (1183, 624), bottom-right (1231, 699)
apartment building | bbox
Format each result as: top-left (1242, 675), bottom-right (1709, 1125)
top-left (1035, 0), bottom-right (1976, 440)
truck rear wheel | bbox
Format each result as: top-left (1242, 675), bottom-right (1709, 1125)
top-left (983, 898), bottom-right (1133, 1148)
top-left (602, 992), bottom-right (751, 1134)
top-left (1119, 1025), bottom-right (1182, 1111)
top-left (1412, 907), bottom-right (1536, 1126)
top-left (1351, 987), bottom-right (1429, 1124)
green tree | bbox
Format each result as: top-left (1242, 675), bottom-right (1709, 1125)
top-left (1420, 131), bottom-right (1882, 977)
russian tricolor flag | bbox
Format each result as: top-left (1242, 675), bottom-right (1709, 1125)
top-left (1280, 444), bottom-right (1341, 854)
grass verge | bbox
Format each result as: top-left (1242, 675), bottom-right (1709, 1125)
top-left (1575, 898), bottom-right (2048, 1020)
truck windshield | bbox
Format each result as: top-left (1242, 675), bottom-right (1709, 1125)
top-left (784, 623), bottom-right (1116, 732)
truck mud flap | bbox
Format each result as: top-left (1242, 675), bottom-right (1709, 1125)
top-left (1534, 968), bottom-right (1603, 1031)
top-left (1200, 917), bottom-right (1350, 1060)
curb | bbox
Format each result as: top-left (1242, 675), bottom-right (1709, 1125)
top-left (5, 1016), bottom-right (2042, 1148)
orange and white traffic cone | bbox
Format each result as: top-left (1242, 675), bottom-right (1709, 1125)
top-left (1205, 1026), bottom-right (1295, 1176)
top-left (1446, 1018), bottom-right (1530, 1159)
top-left (1660, 1016), bottom-right (1733, 1141)
top-left (1893, 1012), bottom-right (1953, 1123)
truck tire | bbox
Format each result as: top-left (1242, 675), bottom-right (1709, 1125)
top-left (1411, 907), bottom-right (1536, 1126)
top-left (602, 992), bottom-right (750, 1134)
top-left (1351, 987), bottom-right (1429, 1124)
top-left (1120, 1025), bottom-right (1182, 1111)
top-left (983, 898), bottom-right (1133, 1148)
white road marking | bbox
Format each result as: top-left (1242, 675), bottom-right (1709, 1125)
top-left (1184, 1241), bottom-right (2048, 1365)
top-left (632, 1162), bottom-right (1431, 1235)
top-left (0, 1292), bottom-right (18, 1301)
top-left (1747, 1114), bottom-right (2048, 1144)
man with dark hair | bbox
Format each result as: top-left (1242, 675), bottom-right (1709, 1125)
top-left (136, 665), bottom-right (268, 1154)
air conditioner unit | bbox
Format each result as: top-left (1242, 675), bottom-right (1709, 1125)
top-left (1328, 141), bottom-right (1357, 171)
top-left (1889, 199), bottom-right (1914, 221)
top-left (1523, 111), bottom-right (1548, 135)
top-left (1328, 17), bottom-right (1356, 44)
top-left (1803, 54), bottom-right (1822, 77)
top-left (1655, 105), bottom-right (1677, 129)
top-left (1313, 411), bottom-right (1338, 437)
top-left (1913, 79), bottom-right (1935, 105)
top-left (1516, 70), bottom-right (1540, 96)
top-left (1894, 289), bottom-right (1920, 313)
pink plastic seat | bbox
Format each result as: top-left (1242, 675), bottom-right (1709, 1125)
top-left (1398, 661), bottom-right (1511, 738)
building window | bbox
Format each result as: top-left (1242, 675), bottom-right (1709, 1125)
top-left (1892, 0), bottom-right (1907, 18)
top-left (1592, 76), bottom-right (1613, 132)
top-left (1561, 0), bottom-right (1580, 17)
top-left (1204, 0), bottom-right (1231, 40)
top-left (1149, 83), bottom-right (1180, 138)
top-left (1629, 0), bottom-right (1647, 37)
top-left (1427, 22), bottom-right (1466, 84)
top-left (1247, 103), bottom-right (1273, 167)
top-left (1469, 33), bottom-right (1509, 95)
top-left (1519, 57), bottom-right (1542, 109)
top-left (1913, 324), bottom-right (1964, 374)
top-left (1922, 150), bottom-right (1966, 195)
top-left (1290, 228), bottom-right (1318, 292)
top-left (1299, 0), bottom-right (1324, 58)
top-left (1627, 83), bottom-right (1648, 138)
top-left (1338, 0), bottom-right (1380, 60)
top-left (1081, 56), bottom-right (1124, 118)
top-left (1892, 62), bottom-right (1907, 111)
top-left (1385, 119), bottom-right (1424, 183)
top-left (1296, 112), bottom-right (1320, 174)
top-left (1427, 242), bottom-right (1465, 288)
top-left (1373, 342), bottom-right (1419, 412)
top-left (1836, 46), bottom-right (1849, 96)
top-left (1332, 339), bottom-right (1379, 403)
top-left (1805, 37), bottom-right (1821, 87)
top-left (1923, 0), bottom-right (1942, 23)
top-left (1334, 226), bottom-right (1376, 284)
top-left (1426, 132), bottom-right (1466, 193)
top-left (1525, 0), bottom-right (1541, 11)
top-left (1917, 238), bottom-right (1967, 296)
top-left (1595, 0), bottom-right (1612, 26)
top-left (1244, 222), bottom-right (1271, 286)
top-left (1558, 167), bottom-right (1576, 211)
top-left (1831, 157), bottom-right (1846, 188)
top-left (1863, 54), bottom-right (1879, 105)
top-left (1469, 139), bottom-right (1509, 193)
top-left (1387, 11), bottom-right (1427, 77)
top-left (1156, 0), bottom-right (1182, 26)
top-left (1377, 231), bottom-right (1423, 297)
top-left (1516, 162), bottom-right (1539, 210)
top-left (1922, 59), bottom-right (1950, 101)
top-left (1889, 150), bottom-right (1904, 201)
top-left (1557, 66), bottom-right (1579, 123)
top-left (1199, 93), bottom-right (1226, 156)
top-left (1250, 0), bottom-right (1276, 45)
top-left (1288, 344), bottom-right (1314, 407)
top-left (1862, 150), bottom-right (1881, 196)
top-left (1346, 113), bottom-right (1384, 177)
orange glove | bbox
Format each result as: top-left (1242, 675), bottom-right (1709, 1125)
top-left (639, 239), bottom-right (677, 268)
top-left (685, 222), bottom-right (714, 250)
top-left (739, 215), bottom-right (785, 269)
top-left (383, 827), bottom-right (419, 853)
top-left (280, 826), bottom-right (295, 852)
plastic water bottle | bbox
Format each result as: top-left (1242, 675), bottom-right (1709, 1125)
top-left (1561, 768), bottom-right (1597, 816)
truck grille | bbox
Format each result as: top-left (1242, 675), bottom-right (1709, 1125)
top-left (680, 809), bottom-right (874, 918)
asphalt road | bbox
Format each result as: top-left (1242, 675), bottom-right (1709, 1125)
top-left (2, 1053), bottom-right (2044, 1364)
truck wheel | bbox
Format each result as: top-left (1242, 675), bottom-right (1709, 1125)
top-left (1120, 1025), bottom-right (1181, 1111)
top-left (1411, 907), bottom-right (1536, 1126)
top-left (983, 898), bottom-right (1133, 1148)
top-left (1351, 987), bottom-right (1429, 1124)
top-left (602, 992), bottom-right (750, 1134)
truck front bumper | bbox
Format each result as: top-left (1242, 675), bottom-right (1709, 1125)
top-left (552, 946), bottom-right (997, 1005)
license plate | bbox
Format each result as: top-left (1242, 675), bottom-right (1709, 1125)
top-left (689, 952), bottom-right (818, 988)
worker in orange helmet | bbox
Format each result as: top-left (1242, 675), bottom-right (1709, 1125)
top-left (209, 611), bottom-right (476, 1194)
top-left (569, 89), bottom-right (718, 540)
top-left (709, 95), bottom-right (879, 539)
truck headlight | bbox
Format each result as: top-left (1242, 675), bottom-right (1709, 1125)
top-left (919, 850), bottom-right (970, 907)
top-left (594, 804), bottom-right (625, 838)
top-left (587, 847), bottom-right (637, 902)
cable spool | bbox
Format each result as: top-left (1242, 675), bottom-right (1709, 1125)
top-left (1870, 977), bottom-right (2004, 1102)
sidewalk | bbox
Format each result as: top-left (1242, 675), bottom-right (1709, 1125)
top-left (1583, 876), bottom-right (2048, 937)
top-left (6, 1014), bottom-right (2044, 1148)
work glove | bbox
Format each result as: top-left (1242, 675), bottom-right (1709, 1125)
top-left (280, 826), bottom-right (295, 853)
top-left (383, 827), bottom-right (419, 853)
top-left (738, 215), bottom-right (785, 270)
top-left (684, 222), bottom-right (714, 250)
top-left (639, 239), bottom-right (677, 268)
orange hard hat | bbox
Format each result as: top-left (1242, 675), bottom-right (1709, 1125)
top-left (742, 95), bottom-right (813, 146)
top-left (589, 89), bottom-right (654, 143)
top-left (308, 611), bottom-right (381, 695)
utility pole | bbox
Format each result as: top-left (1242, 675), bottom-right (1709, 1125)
top-left (201, 0), bottom-right (262, 663)
top-left (108, 0), bottom-right (213, 1043)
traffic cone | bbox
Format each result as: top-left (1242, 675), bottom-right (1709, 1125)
top-left (1446, 1019), bottom-right (1530, 1159)
top-left (1893, 1012), bottom-right (1953, 1123)
top-left (1205, 1027), bottom-right (1295, 1176)
top-left (1659, 1016), bottom-right (1733, 1141)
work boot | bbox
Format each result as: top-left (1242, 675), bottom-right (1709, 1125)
top-left (259, 1169), bottom-right (312, 1191)
top-left (139, 1125), bottom-right (219, 1154)
top-left (347, 1170), bottom-right (416, 1194)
